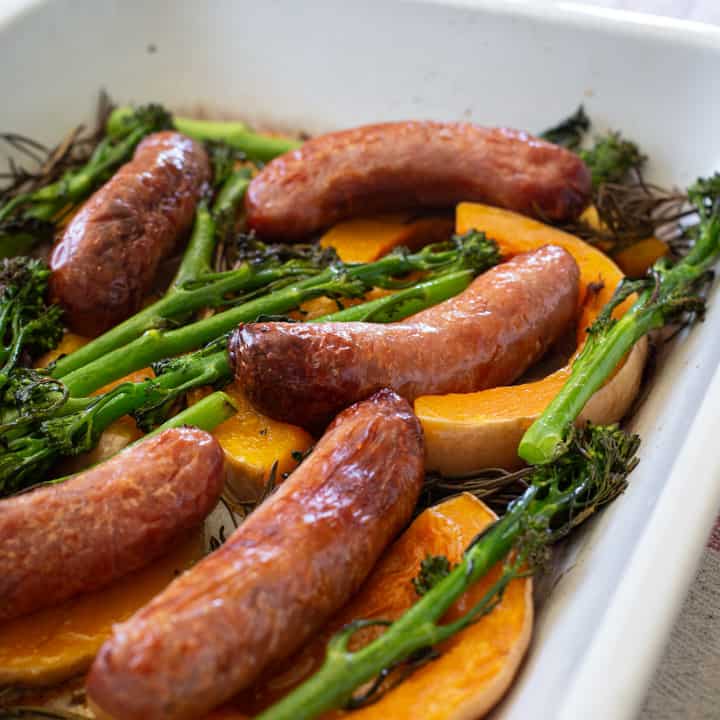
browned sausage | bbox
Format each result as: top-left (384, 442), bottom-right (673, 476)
top-left (0, 427), bottom-right (223, 622)
top-left (246, 122), bottom-right (591, 240)
top-left (230, 245), bottom-right (579, 431)
top-left (50, 131), bottom-right (210, 336)
top-left (87, 389), bottom-right (424, 720)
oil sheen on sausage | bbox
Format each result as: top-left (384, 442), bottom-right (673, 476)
top-left (87, 389), bottom-right (424, 720)
top-left (50, 131), bottom-right (210, 336)
top-left (246, 122), bottom-right (591, 240)
top-left (0, 427), bottom-right (223, 622)
top-left (231, 245), bottom-right (580, 430)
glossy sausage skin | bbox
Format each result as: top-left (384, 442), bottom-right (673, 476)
top-left (0, 428), bottom-right (223, 622)
top-left (246, 122), bottom-right (591, 240)
top-left (87, 389), bottom-right (424, 720)
top-left (231, 245), bottom-right (580, 431)
top-left (50, 131), bottom-right (210, 336)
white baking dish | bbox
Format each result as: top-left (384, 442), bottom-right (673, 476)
top-left (1, 1), bottom-right (719, 718)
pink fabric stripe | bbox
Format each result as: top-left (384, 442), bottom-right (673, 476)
top-left (707, 517), bottom-right (720, 552)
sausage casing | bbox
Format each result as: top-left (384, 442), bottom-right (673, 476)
top-left (246, 122), bottom-right (591, 240)
top-left (0, 427), bottom-right (224, 622)
top-left (230, 245), bottom-right (579, 430)
top-left (87, 389), bottom-right (424, 720)
top-left (50, 131), bottom-right (210, 335)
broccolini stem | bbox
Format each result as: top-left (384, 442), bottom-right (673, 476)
top-left (258, 425), bottom-right (638, 720)
top-left (107, 107), bottom-right (301, 162)
top-left (171, 171), bottom-right (251, 290)
top-left (318, 270), bottom-right (474, 323)
top-left (51, 172), bottom-right (259, 378)
top-left (518, 191), bottom-right (720, 465)
top-left (58, 235), bottom-right (498, 396)
top-left (143, 391), bottom-right (238, 437)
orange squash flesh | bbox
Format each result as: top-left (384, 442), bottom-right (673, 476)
top-left (210, 494), bottom-right (532, 720)
top-left (0, 530), bottom-right (203, 686)
top-left (36, 332), bottom-right (90, 368)
top-left (212, 383), bottom-right (314, 500)
top-left (319, 213), bottom-right (454, 263)
top-left (300, 214), bottom-right (453, 320)
top-left (614, 236), bottom-right (669, 278)
top-left (416, 203), bottom-right (647, 473)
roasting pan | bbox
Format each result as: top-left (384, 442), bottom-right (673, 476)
top-left (1, 1), bottom-right (719, 717)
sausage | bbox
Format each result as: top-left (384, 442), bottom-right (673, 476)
top-left (50, 131), bottom-right (210, 336)
top-left (246, 122), bottom-right (591, 240)
top-left (0, 427), bottom-right (223, 622)
top-left (230, 245), bottom-right (579, 430)
top-left (86, 389), bottom-right (424, 720)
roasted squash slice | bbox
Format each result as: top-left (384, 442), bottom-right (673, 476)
top-left (320, 213), bottom-right (454, 263)
top-left (213, 383), bottom-right (314, 500)
top-left (300, 213), bottom-right (453, 319)
top-left (210, 493), bottom-right (532, 720)
top-left (90, 502), bottom-right (527, 720)
top-left (416, 203), bottom-right (647, 473)
top-left (0, 530), bottom-right (203, 686)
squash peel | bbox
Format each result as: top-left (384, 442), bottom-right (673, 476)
top-left (212, 493), bottom-right (532, 720)
top-left (416, 203), bottom-right (647, 473)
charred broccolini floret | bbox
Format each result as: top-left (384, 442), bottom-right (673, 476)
top-left (0, 257), bottom-right (63, 387)
top-left (540, 105), bottom-right (644, 187)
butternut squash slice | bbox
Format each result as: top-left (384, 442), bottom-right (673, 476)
top-left (614, 236), bottom-right (669, 278)
top-left (299, 214), bottom-right (452, 319)
top-left (0, 530), bottom-right (203, 686)
top-left (210, 493), bottom-right (532, 720)
top-left (319, 213), bottom-right (454, 263)
top-left (212, 383), bottom-right (314, 501)
top-left (416, 203), bottom-right (647, 473)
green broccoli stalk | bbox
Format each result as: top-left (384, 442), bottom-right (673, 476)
top-left (0, 233), bottom-right (499, 496)
top-left (518, 175), bottom-right (720, 465)
top-left (144, 390), bottom-right (238, 437)
top-left (107, 106), bottom-right (301, 163)
top-left (54, 231), bottom-right (499, 397)
top-left (257, 424), bottom-right (639, 720)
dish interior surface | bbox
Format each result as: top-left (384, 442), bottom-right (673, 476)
top-left (1, 1), bottom-right (719, 718)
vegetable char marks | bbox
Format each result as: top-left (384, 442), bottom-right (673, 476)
top-left (87, 389), bottom-right (424, 720)
top-left (50, 131), bottom-right (210, 336)
top-left (230, 245), bottom-right (580, 431)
